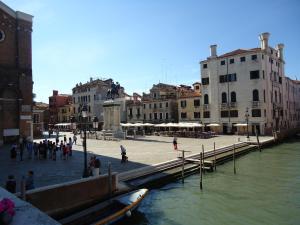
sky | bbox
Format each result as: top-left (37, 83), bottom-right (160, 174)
top-left (4, 0), bottom-right (300, 103)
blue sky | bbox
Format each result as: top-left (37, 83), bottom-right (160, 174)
top-left (5, 0), bottom-right (300, 102)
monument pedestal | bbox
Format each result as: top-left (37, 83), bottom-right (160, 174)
top-left (103, 100), bottom-right (124, 139)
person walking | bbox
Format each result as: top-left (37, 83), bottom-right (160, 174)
top-left (173, 136), bottom-right (178, 150)
top-left (120, 145), bottom-right (128, 163)
top-left (93, 156), bottom-right (101, 176)
top-left (10, 143), bottom-right (17, 160)
top-left (68, 137), bottom-right (73, 156)
top-left (64, 135), bottom-right (67, 144)
top-left (73, 134), bottom-right (77, 145)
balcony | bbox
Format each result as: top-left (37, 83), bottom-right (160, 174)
top-left (203, 104), bottom-right (210, 110)
top-left (252, 101), bottom-right (260, 108)
top-left (230, 102), bottom-right (237, 108)
top-left (220, 103), bottom-right (228, 109)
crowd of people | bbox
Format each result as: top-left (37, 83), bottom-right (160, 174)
top-left (10, 135), bottom-right (77, 161)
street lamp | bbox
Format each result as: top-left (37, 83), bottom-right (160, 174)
top-left (245, 107), bottom-right (250, 140)
top-left (81, 105), bottom-right (89, 178)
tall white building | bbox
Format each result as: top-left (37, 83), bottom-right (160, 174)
top-left (200, 32), bottom-right (300, 135)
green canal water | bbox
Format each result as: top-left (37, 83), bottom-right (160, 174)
top-left (118, 138), bottom-right (300, 225)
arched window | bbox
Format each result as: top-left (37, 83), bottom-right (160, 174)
top-left (231, 91), bottom-right (236, 102)
top-left (253, 89), bottom-right (259, 101)
top-left (221, 92), bottom-right (227, 103)
top-left (204, 94), bottom-right (209, 104)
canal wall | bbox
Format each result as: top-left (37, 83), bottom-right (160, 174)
top-left (23, 173), bottom-right (118, 219)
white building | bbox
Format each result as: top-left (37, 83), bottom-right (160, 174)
top-left (200, 32), bottom-right (300, 135)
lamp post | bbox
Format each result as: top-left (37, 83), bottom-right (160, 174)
top-left (81, 105), bottom-right (89, 178)
top-left (245, 107), bottom-right (250, 140)
top-left (92, 116), bottom-right (99, 139)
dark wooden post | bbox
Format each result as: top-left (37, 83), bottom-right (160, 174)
top-left (214, 142), bottom-right (216, 171)
top-left (200, 152), bottom-right (203, 190)
top-left (20, 175), bottom-right (26, 200)
top-left (108, 162), bottom-right (112, 197)
top-left (202, 145), bottom-right (205, 174)
top-left (255, 128), bottom-right (261, 152)
top-left (233, 144), bottom-right (236, 174)
top-left (181, 150), bottom-right (185, 183)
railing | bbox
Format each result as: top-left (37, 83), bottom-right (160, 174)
top-left (221, 103), bottom-right (228, 109)
top-left (203, 104), bottom-right (210, 110)
top-left (252, 101), bottom-right (260, 108)
top-left (230, 102), bottom-right (237, 108)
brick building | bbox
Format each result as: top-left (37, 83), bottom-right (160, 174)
top-left (0, 2), bottom-right (33, 145)
top-left (49, 90), bottom-right (72, 126)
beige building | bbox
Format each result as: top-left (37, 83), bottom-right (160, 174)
top-left (142, 83), bottom-right (179, 123)
top-left (178, 83), bottom-right (201, 122)
top-left (57, 104), bottom-right (73, 123)
top-left (32, 102), bottom-right (49, 138)
top-left (126, 93), bottom-right (143, 123)
top-left (200, 32), bottom-right (300, 135)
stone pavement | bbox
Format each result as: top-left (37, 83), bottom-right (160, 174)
top-left (0, 132), bottom-right (273, 190)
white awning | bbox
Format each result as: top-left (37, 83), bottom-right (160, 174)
top-left (233, 123), bottom-right (248, 127)
top-left (206, 123), bottom-right (221, 127)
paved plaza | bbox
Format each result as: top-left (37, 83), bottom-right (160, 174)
top-left (0, 132), bottom-right (273, 191)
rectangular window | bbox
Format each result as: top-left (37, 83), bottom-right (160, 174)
top-left (166, 102), bottom-right (169, 108)
top-left (159, 103), bottom-right (162, 108)
top-left (149, 113), bottom-right (152, 119)
top-left (220, 60), bottom-right (225, 65)
top-left (154, 113), bottom-right (157, 120)
top-left (230, 110), bottom-right (238, 117)
top-left (251, 55), bottom-right (257, 60)
top-left (166, 112), bottom-right (169, 120)
top-left (194, 99), bottom-right (200, 107)
top-left (252, 109), bottom-right (261, 117)
top-left (240, 56), bottom-right (245, 62)
top-left (279, 77), bottom-right (282, 84)
top-left (202, 77), bottom-right (209, 85)
top-left (154, 103), bottom-right (157, 109)
top-left (263, 70), bottom-right (265, 79)
top-left (149, 104), bottom-right (152, 109)
top-left (219, 74), bottom-right (237, 83)
top-left (33, 114), bottom-right (40, 123)
top-left (221, 111), bottom-right (229, 118)
top-left (250, 70), bottom-right (260, 79)
top-left (143, 104), bottom-right (146, 109)
top-left (181, 112), bottom-right (187, 119)
top-left (264, 109), bottom-right (266, 117)
top-left (144, 114), bottom-right (146, 120)
top-left (194, 112), bottom-right (200, 118)
top-left (181, 100), bottom-right (187, 108)
top-left (230, 58), bottom-right (234, 64)
top-left (203, 111), bottom-right (210, 118)
top-left (203, 64), bottom-right (207, 69)
top-left (263, 90), bottom-right (266, 102)
top-left (160, 113), bottom-right (163, 119)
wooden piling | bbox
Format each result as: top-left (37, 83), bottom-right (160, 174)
top-left (202, 145), bottom-right (205, 174)
top-left (200, 152), bottom-right (203, 190)
top-left (233, 144), bottom-right (236, 174)
top-left (256, 128), bottom-right (261, 152)
top-left (214, 142), bottom-right (217, 171)
top-left (181, 150), bottom-right (185, 184)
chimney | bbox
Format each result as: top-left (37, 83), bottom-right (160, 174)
top-left (259, 32), bottom-right (270, 50)
top-left (210, 44), bottom-right (217, 58)
top-left (276, 43), bottom-right (284, 60)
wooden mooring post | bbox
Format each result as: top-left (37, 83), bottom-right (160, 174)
top-left (200, 152), bottom-right (203, 190)
top-left (108, 162), bottom-right (112, 197)
top-left (214, 142), bottom-right (216, 171)
top-left (181, 150), bottom-right (185, 184)
top-left (255, 128), bottom-right (261, 152)
top-left (233, 144), bottom-right (236, 174)
top-left (202, 145), bottom-right (205, 174)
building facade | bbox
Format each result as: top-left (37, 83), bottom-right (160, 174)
top-left (178, 83), bottom-right (201, 122)
top-left (72, 78), bottom-right (127, 129)
top-left (142, 83), bottom-right (179, 124)
top-left (126, 93), bottom-right (143, 123)
top-left (0, 2), bottom-right (33, 145)
top-left (32, 102), bottom-right (49, 138)
top-left (48, 90), bottom-right (72, 125)
top-left (200, 32), bottom-right (300, 135)
top-left (57, 104), bottom-right (73, 123)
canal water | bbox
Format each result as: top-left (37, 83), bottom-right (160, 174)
top-left (117, 138), bottom-right (300, 225)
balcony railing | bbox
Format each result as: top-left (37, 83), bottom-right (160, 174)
top-left (203, 104), bottom-right (210, 110)
top-left (252, 101), bottom-right (260, 108)
top-left (221, 103), bottom-right (228, 109)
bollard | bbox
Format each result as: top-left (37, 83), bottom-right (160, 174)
top-left (20, 176), bottom-right (26, 200)
top-left (108, 162), bottom-right (112, 197)
top-left (200, 152), bottom-right (203, 190)
top-left (214, 142), bottom-right (216, 171)
top-left (233, 144), bottom-right (236, 174)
